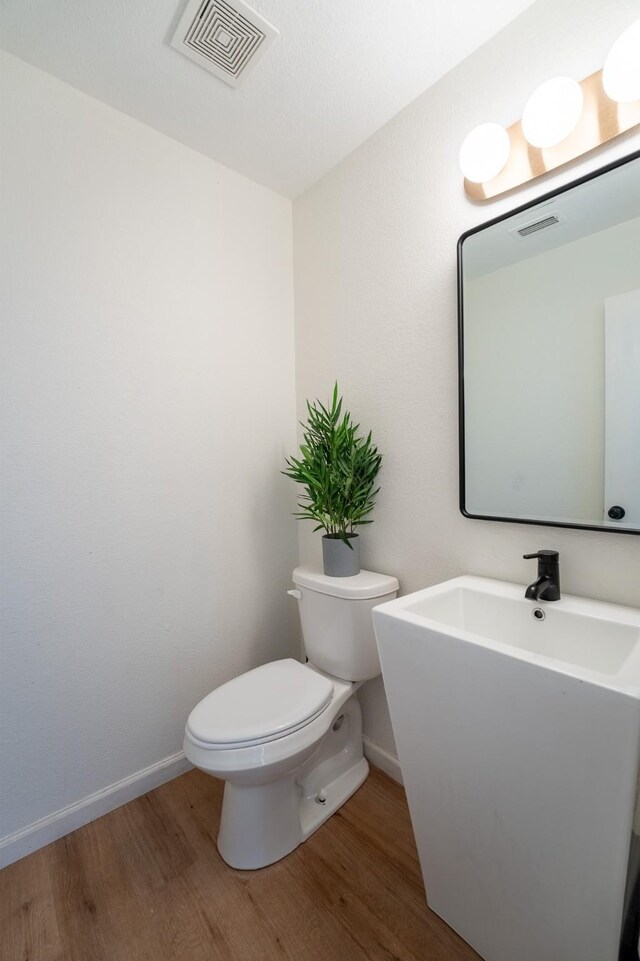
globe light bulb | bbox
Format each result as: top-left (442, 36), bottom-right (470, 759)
top-left (522, 77), bottom-right (584, 149)
top-left (459, 123), bottom-right (511, 184)
top-left (603, 20), bottom-right (640, 103)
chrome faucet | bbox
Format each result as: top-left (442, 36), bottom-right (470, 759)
top-left (523, 550), bottom-right (561, 601)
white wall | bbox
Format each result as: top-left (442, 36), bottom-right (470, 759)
top-left (465, 216), bottom-right (640, 524)
top-left (293, 0), bottom-right (640, 755)
top-left (0, 52), bottom-right (298, 848)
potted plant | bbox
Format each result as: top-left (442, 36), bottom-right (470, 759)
top-left (283, 384), bottom-right (382, 577)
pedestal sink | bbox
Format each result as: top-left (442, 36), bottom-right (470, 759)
top-left (373, 576), bottom-right (640, 961)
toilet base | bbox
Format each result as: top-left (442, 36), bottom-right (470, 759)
top-left (299, 754), bottom-right (368, 839)
top-left (217, 695), bottom-right (368, 870)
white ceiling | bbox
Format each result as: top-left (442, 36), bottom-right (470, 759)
top-left (0, 0), bottom-right (537, 197)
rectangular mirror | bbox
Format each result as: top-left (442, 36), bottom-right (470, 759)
top-left (458, 151), bottom-right (640, 535)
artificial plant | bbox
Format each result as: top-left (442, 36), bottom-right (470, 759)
top-left (283, 384), bottom-right (382, 548)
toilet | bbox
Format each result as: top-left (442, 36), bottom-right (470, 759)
top-left (183, 565), bottom-right (398, 869)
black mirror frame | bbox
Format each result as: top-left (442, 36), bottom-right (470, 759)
top-left (457, 149), bottom-right (640, 536)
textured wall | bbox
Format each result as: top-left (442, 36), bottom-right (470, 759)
top-left (293, 0), bottom-right (640, 755)
top-left (0, 52), bottom-right (298, 839)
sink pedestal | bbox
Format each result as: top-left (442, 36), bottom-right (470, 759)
top-left (374, 576), bottom-right (640, 961)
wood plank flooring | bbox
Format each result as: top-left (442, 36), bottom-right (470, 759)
top-left (1, 767), bottom-right (481, 961)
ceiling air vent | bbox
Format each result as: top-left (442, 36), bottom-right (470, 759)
top-left (170, 0), bottom-right (278, 88)
top-left (509, 210), bottom-right (567, 240)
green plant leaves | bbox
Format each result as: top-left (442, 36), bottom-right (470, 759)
top-left (283, 383), bottom-right (382, 541)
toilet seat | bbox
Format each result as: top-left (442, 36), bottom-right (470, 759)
top-left (186, 659), bottom-right (334, 749)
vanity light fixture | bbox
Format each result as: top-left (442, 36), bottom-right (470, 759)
top-left (603, 19), bottom-right (640, 103)
top-left (461, 19), bottom-right (640, 199)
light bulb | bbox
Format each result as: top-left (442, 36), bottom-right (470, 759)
top-left (522, 77), bottom-right (584, 149)
top-left (459, 123), bottom-right (511, 184)
top-left (603, 20), bottom-right (640, 103)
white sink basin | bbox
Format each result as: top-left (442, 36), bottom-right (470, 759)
top-left (373, 576), bottom-right (640, 961)
top-left (398, 575), bottom-right (640, 684)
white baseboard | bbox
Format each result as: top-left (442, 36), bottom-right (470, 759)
top-left (0, 751), bottom-right (192, 870)
top-left (363, 736), bottom-right (403, 785)
top-left (1, 741), bottom-right (400, 871)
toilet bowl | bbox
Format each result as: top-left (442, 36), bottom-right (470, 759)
top-left (184, 566), bottom-right (398, 870)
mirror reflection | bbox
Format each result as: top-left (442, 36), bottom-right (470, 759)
top-left (459, 152), bottom-right (640, 534)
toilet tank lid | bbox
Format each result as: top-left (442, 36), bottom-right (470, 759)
top-left (292, 566), bottom-right (399, 600)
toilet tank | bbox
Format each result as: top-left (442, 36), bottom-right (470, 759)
top-left (291, 566), bottom-right (399, 682)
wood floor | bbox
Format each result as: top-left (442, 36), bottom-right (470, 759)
top-left (1, 767), bottom-right (481, 961)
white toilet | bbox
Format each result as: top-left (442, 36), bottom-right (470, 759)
top-left (183, 565), bottom-right (398, 869)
